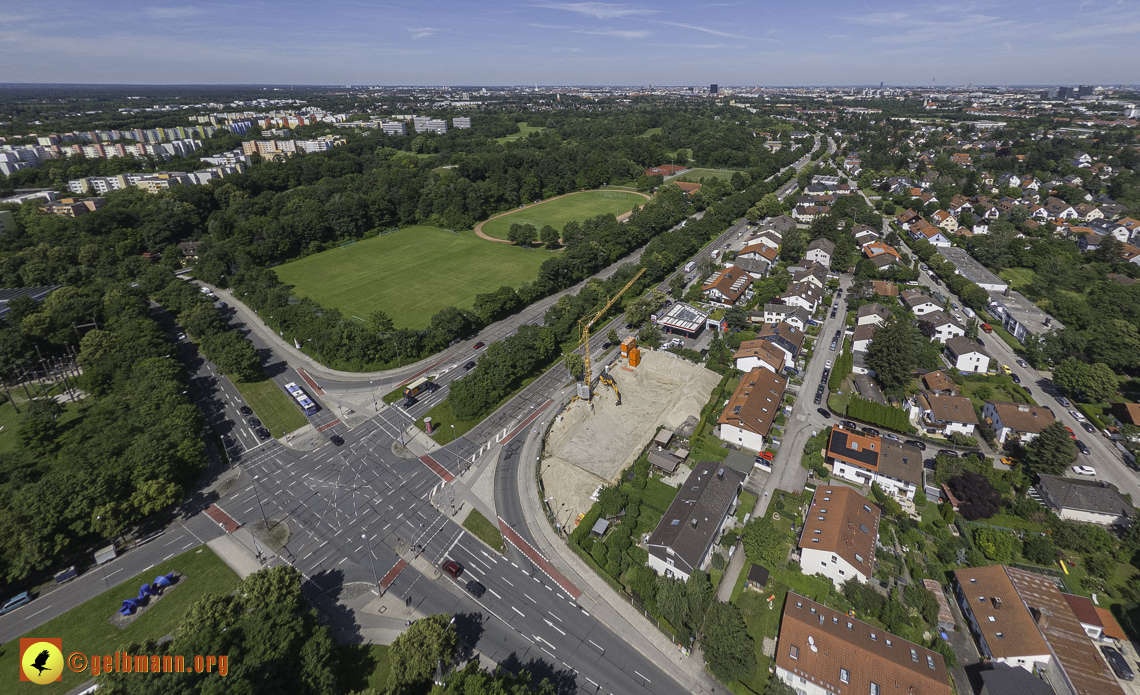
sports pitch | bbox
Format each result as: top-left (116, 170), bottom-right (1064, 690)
top-left (272, 226), bottom-right (552, 329)
top-left (480, 190), bottom-right (648, 240)
top-left (675, 168), bottom-right (741, 182)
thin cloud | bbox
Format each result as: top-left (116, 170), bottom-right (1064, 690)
top-left (575, 28), bottom-right (650, 39)
top-left (662, 21), bottom-right (747, 39)
top-left (143, 6), bottom-right (207, 20)
top-left (551, 46), bottom-right (584, 52)
top-left (538, 2), bottom-right (654, 19)
top-left (407, 27), bottom-right (445, 39)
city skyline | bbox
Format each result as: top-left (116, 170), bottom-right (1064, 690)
top-left (1, 0), bottom-right (1138, 85)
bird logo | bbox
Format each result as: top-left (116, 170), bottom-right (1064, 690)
top-left (19, 639), bottom-right (63, 684)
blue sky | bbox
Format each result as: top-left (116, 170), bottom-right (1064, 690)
top-left (1, 1), bottom-right (1138, 85)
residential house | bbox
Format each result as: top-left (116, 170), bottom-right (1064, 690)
top-left (645, 464), bottom-right (744, 582)
top-left (805, 238), bottom-right (835, 268)
top-left (911, 218), bottom-right (952, 246)
top-left (779, 281), bottom-right (823, 313)
top-left (734, 338), bottom-right (786, 374)
top-left (717, 368), bottom-right (788, 451)
top-left (896, 209), bottom-right (920, 228)
top-left (918, 310), bottom-right (966, 344)
top-left (1074, 203), bottom-right (1103, 221)
top-left (1035, 475), bottom-right (1135, 528)
top-left (1061, 594), bottom-right (1128, 643)
top-left (953, 565), bottom-right (1124, 694)
top-left (922, 370), bottom-right (959, 395)
top-left (791, 262), bottom-right (829, 289)
top-left (901, 288), bottom-right (941, 316)
top-left (863, 241), bottom-right (902, 269)
top-left (852, 323), bottom-right (878, 353)
top-left (916, 393), bottom-right (978, 436)
top-left (871, 280), bottom-right (898, 297)
top-left (981, 401), bottom-right (1055, 444)
top-left (856, 302), bottom-right (891, 327)
top-left (797, 486), bottom-right (880, 588)
top-left (756, 322), bottom-right (805, 369)
top-left (765, 215), bottom-right (798, 234)
top-left (1120, 243), bottom-right (1140, 265)
top-left (853, 224), bottom-right (881, 247)
top-left (731, 257), bottom-right (772, 279)
top-left (827, 426), bottom-right (925, 500)
top-left (931, 209), bottom-right (959, 232)
top-left (793, 205), bottom-right (829, 222)
top-left (978, 663), bottom-right (1058, 695)
top-left (761, 303), bottom-right (811, 331)
top-left (1043, 197), bottom-right (1078, 221)
top-left (773, 594), bottom-right (953, 695)
top-left (945, 337), bottom-right (991, 374)
top-left (948, 194), bottom-right (973, 217)
top-left (702, 267), bottom-right (752, 307)
top-left (738, 242), bottom-right (779, 264)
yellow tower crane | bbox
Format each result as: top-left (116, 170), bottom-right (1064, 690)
top-left (576, 267), bottom-right (646, 402)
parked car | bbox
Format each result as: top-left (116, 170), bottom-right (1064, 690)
top-left (1081, 421), bottom-right (1096, 434)
top-left (884, 433), bottom-right (900, 441)
top-left (1072, 465), bottom-right (1096, 476)
top-left (466, 580), bottom-right (486, 598)
top-left (756, 451), bottom-right (774, 460)
top-left (256, 428), bottom-right (271, 440)
top-left (977, 339), bottom-right (984, 347)
top-left (0, 591), bottom-right (32, 615)
top-left (1023, 387), bottom-right (1032, 396)
top-left (937, 449), bottom-right (959, 458)
top-left (1101, 645), bottom-right (1134, 681)
top-left (1000, 456), bottom-right (1019, 466)
top-left (980, 323), bottom-right (993, 333)
top-left (904, 439), bottom-right (927, 451)
top-left (842, 420), bottom-right (858, 430)
top-left (816, 408), bottom-right (832, 419)
top-left (247, 417), bottom-right (261, 427)
top-left (825, 360), bottom-right (833, 368)
top-left (239, 406), bottom-right (253, 416)
top-left (829, 340), bottom-right (838, 351)
top-left (1010, 373), bottom-right (1020, 384)
top-left (473, 342), bottom-right (485, 350)
top-left (441, 560), bottom-right (464, 579)
top-left (861, 426), bottom-right (880, 436)
top-left (999, 364), bottom-right (1012, 375)
top-left (1075, 440), bottom-right (1091, 455)
top-left (1016, 359), bottom-right (1029, 368)
top-left (813, 392), bottom-right (823, 405)
top-left (463, 360), bottom-right (477, 371)
top-left (1055, 396), bottom-right (1071, 407)
top-left (176, 332), bottom-right (186, 340)
top-left (1064, 426), bottom-right (1076, 440)
top-left (820, 369), bottom-right (830, 383)
top-left (830, 309), bottom-right (837, 318)
top-left (1068, 410), bottom-right (1085, 421)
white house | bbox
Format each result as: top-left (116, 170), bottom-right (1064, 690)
top-left (645, 465), bottom-right (743, 582)
top-left (901, 289), bottom-right (941, 316)
top-left (733, 339), bottom-right (785, 375)
top-left (827, 426), bottom-right (924, 500)
top-left (779, 281), bottom-right (822, 313)
top-left (1035, 475), bottom-right (1136, 527)
top-left (852, 323), bottom-right (877, 353)
top-left (916, 393), bottom-right (978, 437)
top-left (798, 486), bottom-right (880, 589)
top-left (945, 337), bottom-right (990, 374)
top-left (918, 310), bottom-right (965, 344)
top-left (805, 238), bottom-right (835, 268)
top-left (717, 368), bottom-right (787, 452)
top-left (981, 401), bottom-right (1055, 445)
top-left (856, 302), bottom-right (891, 327)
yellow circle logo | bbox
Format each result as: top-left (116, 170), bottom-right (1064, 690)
top-left (21, 641), bottom-right (63, 684)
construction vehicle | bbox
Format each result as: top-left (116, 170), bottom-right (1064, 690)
top-left (577, 267), bottom-right (646, 402)
top-left (598, 372), bottom-right (621, 405)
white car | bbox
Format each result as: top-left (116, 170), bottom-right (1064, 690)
top-left (1071, 465), bottom-right (1096, 476)
top-left (1068, 410), bottom-right (1086, 422)
top-left (825, 360), bottom-right (833, 368)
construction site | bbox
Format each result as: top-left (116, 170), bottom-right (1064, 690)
top-left (541, 347), bottom-right (719, 520)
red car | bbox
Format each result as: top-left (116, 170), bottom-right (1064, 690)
top-left (756, 451), bottom-right (774, 460)
top-left (1064, 426), bottom-right (1076, 440)
top-left (441, 560), bottom-right (464, 579)
top-left (473, 342), bottom-right (485, 350)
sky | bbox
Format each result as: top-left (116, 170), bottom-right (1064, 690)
top-left (1, 1), bottom-right (1139, 86)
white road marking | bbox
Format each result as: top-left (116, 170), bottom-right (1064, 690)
top-left (544, 619), bottom-right (566, 636)
top-left (548, 611), bottom-right (561, 621)
top-left (511, 606), bottom-right (525, 617)
top-left (589, 639), bottom-right (604, 651)
top-left (25, 606), bottom-right (51, 619)
top-left (501, 577), bottom-right (513, 587)
top-left (524, 593), bottom-right (537, 603)
top-left (634, 671), bottom-right (650, 683)
top-left (488, 588), bottom-right (502, 599)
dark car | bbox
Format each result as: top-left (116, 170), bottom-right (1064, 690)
top-left (1011, 373), bottom-right (1020, 384)
top-left (817, 408), bottom-right (832, 419)
top-left (923, 458), bottom-right (937, 470)
top-left (256, 428), bottom-right (271, 440)
top-left (473, 342), bottom-right (485, 350)
top-left (1075, 440), bottom-right (1091, 455)
top-left (830, 309), bottom-right (837, 318)
top-left (1081, 421), bottom-right (1096, 434)
top-left (465, 580), bottom-right (486, 599)
top-left (904, 439), bottom-right (927, 451)
top-left (601, 341), bottom-right (612, 349)
top-left (842, 420), bottom-right (858, 430)
top-left (861, 426), bottom-right (879, 436)
top-left (463, 360), bottom-right (476, 371)
top-left (441, 560), bottom-right (464, 579)
top-left (937, 449), bottom-right (959, 458)
top-left (247, 417), bottom-right (261, 427)
top-left (1101, 645), bottom-right (1134, 681)
top-left (813, 392), bottom-right (823, 405)
top-left (329, 435), bottom-right (344, 446)
top-left (820, 369), bottom-right (830, 383)
top-left (0, 591), bottom-right (31, 616)
top-left (239, 405), bottom-right (253, 416)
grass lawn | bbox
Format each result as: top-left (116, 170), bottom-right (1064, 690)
top-left (641, 478), bottom-right (680, 515)
top-left (639, 127), bottom-right (662, 138)
top-left (274, 226), bottom-right (551, 329)
top-left (462, 509), bottom-right (504, 553)
top-left (480, 191), bottom-right (647, 240)
top-left (737, 491), bottom-right (758, 522)
top-left (675, 168), bottom-right (740, 182)
top-left (980, 513), bottom-right (1044, 532)
top-left (981, 310), bottom-right (1024, 353)
top-left (0, 547), bottom-right (240, 695)
top-left (959, 377), bottom-right (1034, 409)
top-left (233, 376), bottom-right (308, 435)
top-left (495, 122), bottom-right (545, 144)
top-left (999, 267), bottom-right (1037, 291)
top-left (415, 399), bottom-right (477, 445)
top-left (735, 582), bottom-right (787, 695)
top-left (0, 399), bottom-right (86, 456)
top-left (338, 644), bottom-right (391, 693)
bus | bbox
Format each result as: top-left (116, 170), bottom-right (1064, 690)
top-left (284, 382), bottom-right (318, 415)
top-left (403, 377), bottom-right (436, 400)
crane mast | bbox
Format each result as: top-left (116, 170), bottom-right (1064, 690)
top-left (576, 267), bottom-right (646, 401)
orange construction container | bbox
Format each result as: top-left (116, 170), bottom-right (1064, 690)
top-left (620, 336), bottom-right (637, 357)
top-left (628, 347), bottom-right (641, 367)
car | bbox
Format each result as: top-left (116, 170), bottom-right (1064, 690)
top-left (999, 456), bottom-right (1019, 466)
top-left (834, 329), bottom-right (842, 338)
top-left (1068, 410), bottom-right (1085, 421)
top-left (329, 435), bottom-right (344, 446)
top-left (820, 369), bottom-right (830, 383)
top-left (1075, 440), bottom-right (1091, 455)
top-left (825, 360), bottom-right (833, 368)
top-left (176, 332), bottom-right (186, 340)
top-left (835, 289), bottom-right (842, 296)
top-left (601, 341), bottom-right (612, 349)
top-left (756, 451), bottom-right (774, 461)
top-left (817, 407), bottom-right (832, 419)
top-left (999, 364), bottom-right (1012, 375)
top-left (0, 591), bottom-right (32, 616)
top-left (1081, 421), bottom-right (1096, 434)
top-left (256, 428), bottom-right (271, 440)
top-left (1101, 645), bottom-right (1134, 681)
top-left (884, 433), bottom-right (900, 441)
top-left (1056, 396), bottom-right (1071, 407)
top-left (861, 426), bottom-right (880, 436)
top-left (247, 417), bottom-right (261, 427)
top-left (980, 323), bottom-right (993, 333)
top-left (465, 580), bottom-right (486, 598)
top-left (830, 309), bottom-right (837, 318)
top-left (923, 458), bottom-right (937, 470)
top-left (1072, 465), bottom-right (1096, 476)
top-left (842, 420), bottom-right (858, 430)
top-left (1064, 426), bottom-right (1076, 439)
top-left (951, 302), bottom-right (959, 310)
top-left (829, 341), bottom-right (838, 351)
top-left (473, 342), bottom-right (485, 350)
top-left (441, 560), bottom-right (464, 579)
top-left (239, 406), bottom-right (253, 416)
top-left (463, 360), bottom-right (476, 371)
top-left (937, 449), bottom-right (959, 458)
top-left (904, 439), bottom-right (927, 451)
top-left (1023, 387), bottom-right (1032, 395)
top-left (977, 339), bottom-right (985, 347)
top-left (1011, 373), bottom-right (1020, 384)
top-left (813, 392), bottom-right (823, 405)
top-left (1016, 359), bottom-right (1029, 368)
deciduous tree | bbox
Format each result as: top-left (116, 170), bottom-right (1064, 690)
top-left (1023, 421), bottom-right (1076, 475)
top-left (701, 602), bottom-right (756, 683)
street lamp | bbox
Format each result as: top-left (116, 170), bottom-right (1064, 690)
top-left (370, 380), bottom-right (378, 411)
top-left (252, 475), bottom-right (270, 530)
top-left (307, 338), bottom-right (323, 364)
top-left (363, 533), bottom-right (379, 594)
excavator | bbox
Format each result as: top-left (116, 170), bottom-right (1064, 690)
top-left (598, 371), bottom-right (621, 405)
top-left (575, 267), bottom-right (646, 403)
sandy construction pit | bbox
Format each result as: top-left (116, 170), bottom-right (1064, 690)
top-left (544, 350), bottom-right (719, 487)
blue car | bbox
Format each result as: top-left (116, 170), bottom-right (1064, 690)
top-left (0, 591), bottom-right (31, 615)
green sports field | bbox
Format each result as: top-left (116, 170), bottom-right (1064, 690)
top-left (480, 190), bottom-right (647, 240)
top-left (675, 168), bottom-right (741, 182)
top-left (273, 226), bottom-right (551, 329)
top-left (495, 122), bottom-right (545, 144)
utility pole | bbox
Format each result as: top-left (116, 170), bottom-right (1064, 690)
top-left (251, 475), bottom-right (270, 530)
top-left (364, 533), bottom-right (379, 594)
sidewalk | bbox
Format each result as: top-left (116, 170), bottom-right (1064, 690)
top-left (513, 424), bottom-right (721, 695)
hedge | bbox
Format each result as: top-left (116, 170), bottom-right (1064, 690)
top-left (847, 396), bottom-right (911, 433)
top-left (828, 345), bottom-right (854, 392)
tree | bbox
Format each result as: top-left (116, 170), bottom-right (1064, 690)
top-left (865, 316), bottom-right (917, 391)
top-left (540, 224), bottom-right (560, 248)
top-left (598, 486), bottom-right (626, 516)
top-left (1022, 534), bottom-right (1056, 564)
top-left (973, 527), bottom-right (1016, 563)
top-left (947, 472), bottom-right (1000, 520)
top-left (765, 677), bottom-right (798, 695)
top-left (18, 398), bottom-right (63, 453)
top-left (507, 223), bottom-right (536, 246)
top-left (366, 309), bottom-right (395, 334)
top-left (388, 614), bottom-right (458, 690)
top-left (741, 517), bottom-right (786, 568)
top-left (781, 227), bottom-right (807, 262)
top-left (563, 352), bottom-right (584, 379)
top-left (201, 331), bottom-right (262, 380)
top-left (965, 317), bottom-right (979, 340)
top-left (669, 273), bottom-right (687, 298)
top-left (701, 602), bottom-right (756, 683)
top-left (1083, 319), bottom-right (1140, 371)
top-left (1023, 421), bottom-right (1076, 475)
top-left (1052, 358), bottom-right (1118, 402)
top-left (724, 305), bottom-right (749, 332)
top-left (638, 323), bottom-right (662, 349)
